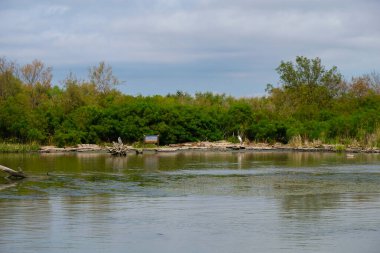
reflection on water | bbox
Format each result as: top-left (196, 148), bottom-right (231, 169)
top-left (1, 151), bottom-right (380, 253)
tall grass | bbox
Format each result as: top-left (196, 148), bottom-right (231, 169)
top-left (364, 126), bottom-right (380, 148)
top-left (0, 142), bottom-right (40, 153)
top-left (334, 126), bottom-right (380, 149)
top-left (288, 135), bottom-right (303, 148)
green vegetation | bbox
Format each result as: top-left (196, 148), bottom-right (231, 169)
top-left (1, 56), bottom-right (380, 148)
top-left (0, 142), bottom-right (40, 153)
top-left (334, 144), bottom-right (346, 152)
top-left (132, 142), bottom-right (158, 149)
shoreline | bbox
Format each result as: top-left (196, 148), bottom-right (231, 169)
top-left (37, 142), bottom-right (380, 154)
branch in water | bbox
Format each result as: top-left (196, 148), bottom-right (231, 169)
top-left (0, 164), bottom-right (26, 179)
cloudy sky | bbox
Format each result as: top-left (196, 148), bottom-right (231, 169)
top-left (1, 0), bottom-right (380, 97)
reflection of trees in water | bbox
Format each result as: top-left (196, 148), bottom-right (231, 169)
top-left (143, 155), bottom-right (159, 171)
top-left (276, 191), bottom-right (380, 250)
top-left (105, 156), bottom-right (127, 171)
top-left (350, 193), bottom-right (380, 203)
top-left (286, 152), bottom-right (325, 167)
top-left (59, 196), bottom-right (117, 240)
top-left (273, 152), bottom-right (345, 167)
top-left (0, 199), bottom-right (52, 240)
top-left (63, 195), bottom-right (113, 214)
top-left (279, 193), bottom-right (341, 219)
top-left (278, 192), bottom-right (380, 221)
top-left (275, 192), bottom-right (343, 248)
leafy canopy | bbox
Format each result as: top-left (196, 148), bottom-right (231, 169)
top-left (276, 56), bottom-right (342, 90)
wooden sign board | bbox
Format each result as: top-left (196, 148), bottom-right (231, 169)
top-left (144, 135), bottom-right (159, 144)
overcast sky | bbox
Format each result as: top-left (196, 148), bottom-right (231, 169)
top-left (1, 0), bottom-right (380, 97)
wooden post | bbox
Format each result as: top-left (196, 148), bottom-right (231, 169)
top-left (0, 164), bottom-right (26, 179)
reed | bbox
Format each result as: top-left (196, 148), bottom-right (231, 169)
top-left (288, 135), bottom-right (303, 148)
top-left (334, 144), bottom-right (346, 152)
top-left (364, 126), bottom-right (380, 148)
top-left (0, 142), bottom-right (40, 153)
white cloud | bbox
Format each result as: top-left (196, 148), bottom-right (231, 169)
top-left (45, 5), bottom-right (70, 16)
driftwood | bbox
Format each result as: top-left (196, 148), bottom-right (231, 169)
top-left (108, 137), bottom-right (128, 156)
top-left (0, 164), bottom-right (26, 179)
top-left (39, 144), bottom-right (103, 153)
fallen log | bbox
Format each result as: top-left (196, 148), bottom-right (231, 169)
top-left (0, 164), bottom-right (26, 179)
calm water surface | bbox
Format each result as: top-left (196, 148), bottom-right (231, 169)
top-left (1, 151), bottom-right (380, 253)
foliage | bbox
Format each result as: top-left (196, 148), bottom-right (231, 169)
top-left (0, 56), bottom-right (380, 148)
top-left (276, 56), bottom-right (343, 93)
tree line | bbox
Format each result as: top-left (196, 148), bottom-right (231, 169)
top-left (1, 56), bottom-right (380, 147)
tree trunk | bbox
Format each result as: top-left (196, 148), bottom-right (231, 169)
top-left (0, 164), bottom-right (26, 179)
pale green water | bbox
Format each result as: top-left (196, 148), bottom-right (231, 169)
top-left (0, 151), bottom-right (380, 253)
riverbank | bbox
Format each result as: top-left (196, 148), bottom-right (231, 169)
top-left (37, 141), bottom-right (380, 154)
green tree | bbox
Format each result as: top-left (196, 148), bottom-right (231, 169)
top-left (224, 102), bottom-right (253, 138)
top-left (0, 57), bottom-right (22, 100)
top-left (276, 56), bottom-right (342, 92)
top-left (18, 59), bottom-right (53, 109)
top-left (269, 56), bottom-right (345, 121)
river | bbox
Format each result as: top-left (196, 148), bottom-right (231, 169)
top-left (0, 151), bottom-right (380, 253)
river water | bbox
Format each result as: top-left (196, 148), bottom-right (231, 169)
top-left (0, 151), bottom-right (380, 253)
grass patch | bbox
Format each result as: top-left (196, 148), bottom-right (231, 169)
top-left (334, 144), bottom-right (346, 152)
top-left (0, 142), bottom-right (40, 153)
top-left (132, 142), bottom-right (158, 149)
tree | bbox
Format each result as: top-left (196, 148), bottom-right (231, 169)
top-left (269, 56), bottom-right (345, 121)
top-left (0, 57), bottom-right (22, 100)
top-left (19, 59), bottom-right (52, 87)
top-left (18, 59), bottom-right (53, 109)
top-left (276, 56), bottom-right (343, 96)
top-left (88, 61), bottom-right (120, 94)
top-left (224, 102), bottom-right (253, 138)
top-left (358, 72), bottom-right (380, 95)
top-left (349, 76), bottom-right (372, 99)
top-left (62, 72), bottom-right (100, 113)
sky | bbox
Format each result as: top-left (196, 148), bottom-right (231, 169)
top-left (1, 0), bottom-right (380, 97)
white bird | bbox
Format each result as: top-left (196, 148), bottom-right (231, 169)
top-left (118, 137), bottom-right (123, 145)
top-left (238, 135), bottom-right (243, 145)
